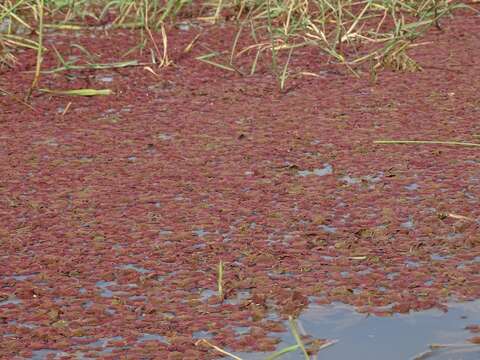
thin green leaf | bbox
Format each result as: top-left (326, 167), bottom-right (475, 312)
top-left (264, 344), bottom-right (300, 360)
top-left (288, 316), bottom-right (309, 359)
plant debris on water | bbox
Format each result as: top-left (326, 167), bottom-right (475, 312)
top-left (1, 0), bottom-right (480, 359)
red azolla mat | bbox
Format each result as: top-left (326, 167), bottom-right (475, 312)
top-left (1, 11), bottom-right (479, 359)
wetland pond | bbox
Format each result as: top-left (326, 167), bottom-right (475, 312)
top-left (2, 7), bottom-right (480, 360)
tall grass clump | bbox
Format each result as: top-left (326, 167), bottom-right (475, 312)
top-left (209, 0), bottom-right (471, 81)
top-left (1, 0), bottom-right (474, 94)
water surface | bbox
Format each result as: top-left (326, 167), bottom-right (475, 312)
top-left (230, 301), bottom-right (480, 360)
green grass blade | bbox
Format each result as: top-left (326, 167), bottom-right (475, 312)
top-left (42, 60), bottom-right (139, 73)
top-left (196, 54), bottom-right (236, 72)
top-left (264, 344), bottom-right (300, 360)
top-left (288, 316), bottom-right (309, 359)
top-left (374, 140), bottom-right (480, 147)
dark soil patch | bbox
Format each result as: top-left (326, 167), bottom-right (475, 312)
top-left (1, 9), bottom-right (480, 359)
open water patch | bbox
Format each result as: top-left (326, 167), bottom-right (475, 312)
top-left (298, 164), bottom-right (333, 177)
top-left (136, 333), bottom-right (169, 344)
top-left (0, 296), bottom-right (22, 307)
top-left (117, 263), bottom-right (151, 274)
top-left (193, 330), bottom-right (214, 340)
top-left (2, 272), bottom-right (39, 281)
top-left (30, 349), bottom-right (69, 360)
top-left (225, 300), bottom-right (480, 360)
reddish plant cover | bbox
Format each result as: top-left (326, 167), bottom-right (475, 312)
top-left (1, 8), bottom-right (479, 359)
